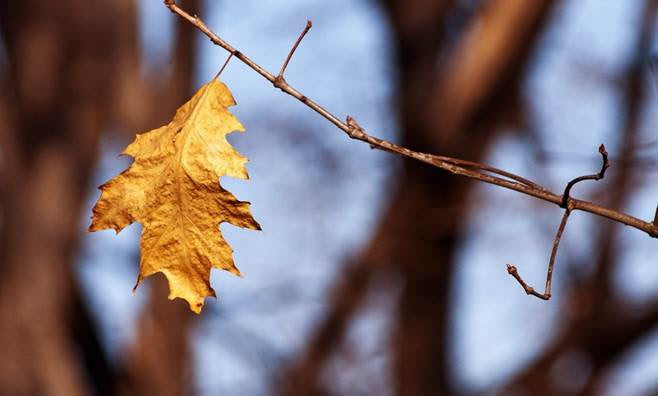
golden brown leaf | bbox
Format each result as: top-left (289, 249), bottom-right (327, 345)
top-left (89, 79), bottom-right (260, 313)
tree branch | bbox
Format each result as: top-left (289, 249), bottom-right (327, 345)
top-left (276, 20), bottom-right (312, 82)
top-left (506, 207), bottom-right (571, 300)
top-left (561, 144), bottom-right (610, 208)
top-left (162, 0), bottom-right (658, 241)
top-left (506, 145), bottom-right (612, 300)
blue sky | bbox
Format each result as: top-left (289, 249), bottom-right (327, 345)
top-left (78, 1), bottom-right (658, 394)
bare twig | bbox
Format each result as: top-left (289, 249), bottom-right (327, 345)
top-left (561, 144), bottom-right (610, 208)
top-left (507, 208), bottom-right (572, 300)
top-left (276, 20), bottom-right (312, 85)
top-left (436, 156), bottom-right (546, 190)
top-left (508, 145), bottom-right (610, 300)
top-left (162, 1), bottom-right (658, 243)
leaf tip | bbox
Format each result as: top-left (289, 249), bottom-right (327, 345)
top-left (191, 301), bottom-right (204, 314)
top-left (228, 266), bottom-right (243, 278)
top-left (184, 295), bottom-right (209, 314)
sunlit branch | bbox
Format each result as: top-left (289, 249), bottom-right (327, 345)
top-left (162, 0), bottom-right (658, 302)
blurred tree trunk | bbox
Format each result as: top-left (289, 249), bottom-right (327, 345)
top-left (281, 1), bottom-right (555, 394)
top-left (498, 1), bottom-right (658, 394)
top-left (0, 0), bottom-right (123, 394)
top-left (0, 0), bottom-right (200, 394)
top-left (384, 2), bottom-right (554, 394)
top-left (115, 1), bottom-right (200, 395)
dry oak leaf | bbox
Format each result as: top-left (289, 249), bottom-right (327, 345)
top-left (89, 79), bottom-right (260, 313)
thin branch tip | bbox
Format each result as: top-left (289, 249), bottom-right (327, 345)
top-left (506, 209), bottom-right (570, 301)
top-left (506, 263), bottom-right (551, 300)
top-left (506, 264), bottom-right (536, 296)
top-left (277, 19), bottom-right (313, 78)
top-left (561, 144), bottom-right (611, 208)
top-left (598, 143), bottom-right (607, 155)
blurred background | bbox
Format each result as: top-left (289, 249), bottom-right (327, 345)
top-left (1, 0), bottom-right (657, 395)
